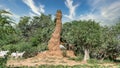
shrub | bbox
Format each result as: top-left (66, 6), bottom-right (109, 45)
top-left (0, 55), bottom-right (8, 68)
top-left (1, 42), bottom-right (37, 58)
top-left (37, 43), bottom-right (48, 52)
top-left (1, 42), bottom-right (48, 58)
top-left (1, 44), bottom-right (18, 52)
top-left (68, 56), bottom-right (83, 61)
top-left (62, 50), bottom-right (67, 57)
top-left (87, 59), bottom-right (100, 64)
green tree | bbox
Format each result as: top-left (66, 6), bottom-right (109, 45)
top-left (17, 16), bottom-right (31, 41)
top-left (29, 14), bottom-right (55, 46)
top-left (0, 10), bottom-right (16, 46)
top-left (62, 20), bottom-right (101, 61)
top-left (95, 26), bottom-right (120, 61)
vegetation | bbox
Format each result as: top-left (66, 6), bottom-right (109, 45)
top-left (62, 20), bottom-right (120, 61)
top-left (0, 55), bottom-right (8, 68)
top-left (62, 20), bottom-right (101, 61)
top-left (0, 9), bottom-right (120, 67)
top-left (7, 64), bottom-right (120, 68)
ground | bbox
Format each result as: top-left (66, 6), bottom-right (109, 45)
top-left (7, 50), bottom-right (119, 68)
top-left (7, 50), bottom-right (79, 67)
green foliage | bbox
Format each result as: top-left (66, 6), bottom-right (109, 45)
top-left (17, 16), bottom-right (31, 39)
top-left (28, 14), bottom-right (54, 44)
top-left (68, 56), bottom-right (83, 61)
top-left (1, 9), bottom-right (120, 64)
top-left (1, 42), bottom-right (48, 58)
top-left (62, 20), bottom-right (120, 61)
top-left (0, 10), bottom-right (17, 46)
top-left (62, 50), bottom-right (67, 57)
top-left (92, 26), bottom-right (120, 60)
top-left (8, 64), bottom-right (115, 68)
top-left (0, 55), bottom-right (8, 68)
top-left (62, 20), bottom-right (101, 61)
top-left (0, 12), bottom-right (54, 58)
top-left (37, 43), bottom-right (48, 51)
top-left (17, 14), bottom-right (55, 46)
top-left (62, 20), bottom-right (101, 46)
top-left (87, 59), bottom-right (100, 64)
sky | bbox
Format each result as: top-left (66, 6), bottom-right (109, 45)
top-left (0, 0), bottom-right (120, 26)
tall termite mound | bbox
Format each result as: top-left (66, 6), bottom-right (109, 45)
top-left (37, 10), bottom-right (75, 57)
top-left (48, 10), bottom-right (62, 51)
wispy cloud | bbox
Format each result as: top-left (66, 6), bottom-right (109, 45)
top-left (101, 1), bottom-right (120, 20)
top-left (0, 8), bottom-right (20, 24)
top-left (29, 12), bottom-right (36, 17)
top-left (79, 0), bottom-right (120, 26)
top-left (64, 0), bottom-right (79, 20)
top-left (22, 0), bottom-right (45, 16)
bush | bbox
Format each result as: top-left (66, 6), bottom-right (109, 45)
top-left (37, 43), bottom-right (48, 52)
top-left (1, 42), bottom-right (32, 51)
top-left (1, 42), bottom-right (37, 58)
top-left (1, 44), bottom-right (18, 52)
top-left (68, 56), bottom-right (83, 61)
top-left (0, 55), bottom-right (8, 68)
top-left (1, 42), bottom-right (49, 58)
top-left (62, 50), bottom-right (67, 57)
top-left (14, 42), bottom-right (38, 58)
top-left (87, 59), bottom-right (100, 64)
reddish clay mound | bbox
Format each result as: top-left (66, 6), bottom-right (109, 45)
top-left (37, 50), bottom-right (63, 58)
top-left (48, 10), bottom-right (62, 51)
top-left (7, 50), bottom-right (77, 67)
top-left (37, 50), bottom-right (76, 58)
top-left (66, 50), bottom-right (76, 57)
top-left (47, 10), bottom-right (76, 58)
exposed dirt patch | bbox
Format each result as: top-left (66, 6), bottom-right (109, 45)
top-left (7, 50), bottom-right (118, 67)
top-left (7, 50), bottom-right (79, 67)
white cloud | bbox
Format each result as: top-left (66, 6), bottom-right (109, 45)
top-left (0, 4), bottom-right (20, 23)
top-left (23, 0), bottom-right (45, 16)
top-left (101, 2), bottom-right (120, 19)
top-left (39, 5), bottom-right (45, 14)
top-left (4, 8), bottom-right (11, 12)
top-left (29, 12), bottom-right (36, 17)
top-left (80, 14), bottom-right (97, 20)
top-left (79, 0), bottom-right (120, 26)
top-left (64, 0), bottom-right (79, 20)
top-left (0, 8), bottom-right (20, 24)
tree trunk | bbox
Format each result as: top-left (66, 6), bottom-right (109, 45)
top-left (100, 57), bottom-right (105, 62)
top-left (83, 48), bottom-right (90, 61)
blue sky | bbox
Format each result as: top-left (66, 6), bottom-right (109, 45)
top-left (0, 0), bottom-right (120, 26)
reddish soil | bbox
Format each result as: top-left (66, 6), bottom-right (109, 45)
top-left (7, 50), bottom-right (80, 67)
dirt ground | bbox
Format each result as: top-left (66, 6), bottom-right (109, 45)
top-left (7, 50), bottom-right (81, 67)
top-left (7, 50), bottom-right (118, 67)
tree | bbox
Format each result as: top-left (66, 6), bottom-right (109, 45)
top-left (62, 20), bottom-right (101, 61)
top-left (17, 16), bottom-right (31, 41)
top-left (29, 14), bottom-right (55, 46)
top-left (17, 14), bottom-right (55, 46)
top-left (94, 25), bottom-right (120, 61)
top-left (0, 10), bottom-right (16, 46)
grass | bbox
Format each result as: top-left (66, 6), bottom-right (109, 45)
top-left (68, 56), bottom-right (83, 61)
top-left (7, 64), bottom-right (119, 68)
top-left (4, 56), bottom-right (120, 68)
top-left (87, 59), bottom-right (102, 64)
